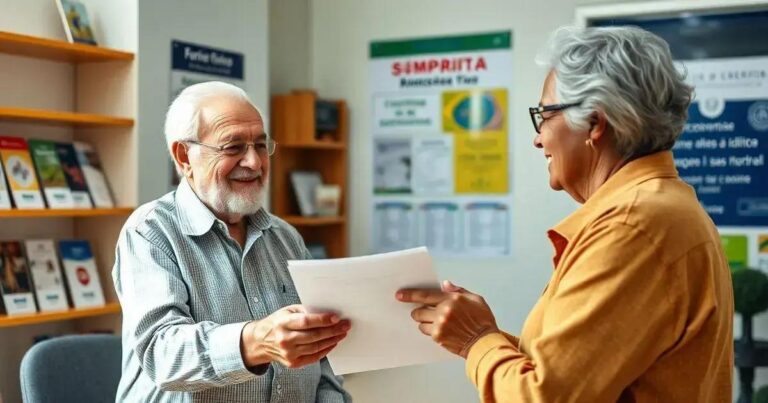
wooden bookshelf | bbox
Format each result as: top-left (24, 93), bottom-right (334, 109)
top-left (0, 31), bottom-right (134, 63)
top-left (271, 90), bottom-right (348, 258)
top-left (0, 302), bottom-right (121, 328)
top-left (0, 106), bottom-right (133, 127)
top-left (0, 23), bottom-right (136, 403)
top-left (0, 208), bottom-right (133, 218)
top-left (283, 215), bottom-right (346, 226)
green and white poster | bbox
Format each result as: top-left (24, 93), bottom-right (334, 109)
top-left (369, 31), bottom-right (513, 257)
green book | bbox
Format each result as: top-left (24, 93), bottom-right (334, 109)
top-left (28, 140), bottom-right (74, 209)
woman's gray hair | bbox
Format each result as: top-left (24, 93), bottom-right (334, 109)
top-left (536, 26), bottom-right (693, 159)
top-left (164, 81), bottom-right (262, 158)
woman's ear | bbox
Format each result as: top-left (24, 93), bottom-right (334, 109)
top-left (589, 111), bottom-right (608, 142)
top-left (172, 141), bottom-right (193, 179)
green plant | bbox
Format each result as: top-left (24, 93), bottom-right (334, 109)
top-left (731, 267), bottom-right (768, 317)
top-left (755, 384), bottom-right (768, 403)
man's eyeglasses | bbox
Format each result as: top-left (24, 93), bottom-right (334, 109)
top-left (528, 103), bottom-right (581, 134)
top-left (185, 138), bottom-right (277, 157)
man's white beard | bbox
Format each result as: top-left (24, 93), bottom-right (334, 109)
top-left (199, 174), bottom-right (268, 217)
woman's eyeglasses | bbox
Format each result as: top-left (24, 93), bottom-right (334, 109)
top-left (528, 103), bottom-right (581, 134)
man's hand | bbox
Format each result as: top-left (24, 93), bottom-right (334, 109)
top-left (396, 280), bottom-right (499, 358)
top-left (241, 305), bottom-right (350, 369)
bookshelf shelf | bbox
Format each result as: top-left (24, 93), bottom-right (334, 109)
top-left (0, 208), bottom-right (133, 218)
top-left (0, 106), bottom-right (134, 127)
top-left (0, 302), bottom-right (121, 328)
top-left (283, 215), bottom-right (346, 226)
top-left (0, 31), bottom-right (134, 63)
top-left (281, 141), bottom-right (346, 150)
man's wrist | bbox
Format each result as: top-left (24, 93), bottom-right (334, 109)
top-left (240, 320), bottom-right (271, 367)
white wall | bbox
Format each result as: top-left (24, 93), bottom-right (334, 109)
top-left (305, 0), bottom-right (768, 401)
top-left (136, 0), bottom-right (270, 203)
top-left (270, 0), bottom-right (312, 95)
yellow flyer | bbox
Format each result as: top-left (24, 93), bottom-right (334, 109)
top-left (0, 136), bottom-right (45, 208)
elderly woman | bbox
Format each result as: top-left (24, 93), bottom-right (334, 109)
top-left (397, 26), bottom-right (733, 402)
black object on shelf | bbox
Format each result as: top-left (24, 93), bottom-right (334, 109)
top-left (315, 100), bottom-right (339, 134)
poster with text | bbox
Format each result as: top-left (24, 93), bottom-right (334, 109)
top-left (675, 56), bottom-right (768, 271)
top-left (369, 31), bottom-right (513, 256)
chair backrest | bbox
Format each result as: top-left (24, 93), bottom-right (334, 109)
top-left (20, 334), bottom-right (121, 403)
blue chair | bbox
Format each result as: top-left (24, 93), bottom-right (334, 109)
top-left (20, 334), bottom-right (121, 403)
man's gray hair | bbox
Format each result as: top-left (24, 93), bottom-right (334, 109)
top-left (537, 26), bottom-right (693, 158)
top-left (164, 81), bottom-right (262, 160)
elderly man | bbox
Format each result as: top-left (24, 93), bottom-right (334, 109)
top-left (113, 81), bottom-right (352, 402)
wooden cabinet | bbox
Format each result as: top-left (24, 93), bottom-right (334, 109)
top-left (270, 90), bottom-right (348, 258)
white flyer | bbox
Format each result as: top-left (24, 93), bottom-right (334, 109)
top-left (288, 247), bottom-right (456, 375)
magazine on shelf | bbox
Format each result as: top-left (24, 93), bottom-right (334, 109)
top-left (55, 142), bottom-right (93, 209)
top-left (58, 240), bottom-right (105, 308)
top-left (0, 157), bottom-right (12, 209)
top-left (0, 136), bottom-right (45, 209)
top-left (0, 241), bottom-right (38, 315)
top-left (24, 240), bottom-right (69, 312)
top-left (55, 0), bottom-right (98, 45)
top-left (28, 140), bottom-right (75, 209)
top-left (74, 142), bottom-right (114, 208)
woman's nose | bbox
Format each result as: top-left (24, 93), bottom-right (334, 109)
top-left (533, 133), bottom-right (543, 149)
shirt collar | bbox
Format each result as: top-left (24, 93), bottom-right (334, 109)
top-left (551, 150), bottom-right (679, 243)
top-left (175, 178), bottom-right (275, 236)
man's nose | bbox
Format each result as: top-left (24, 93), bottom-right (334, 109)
top-left (239, 145), bottom-right (263, 169)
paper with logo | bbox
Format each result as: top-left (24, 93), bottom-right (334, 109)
top-left (0, 241), bottom-right (38, 315)
top-left (0, 136), bottom-right (45, 209)
top-left (28, 140), bottom-right (75, 209)
top-left (287, 247), bottom-right (456, 374)
top-left (24, 240), bottom-right (69, 312)
top-left (56, 142), bottom-right (93, 208)
top-left (74, 142), bottom-right (114, 208)
top-left (59, 240), bottom-right (105, 308)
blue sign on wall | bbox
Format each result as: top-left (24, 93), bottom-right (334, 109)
top-left (171, 40), bottom-right (244, 80)
top-left (674, 100), bottom-right (768, 226)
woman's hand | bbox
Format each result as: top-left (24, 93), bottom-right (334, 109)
top-left (397, 281), bottom-right (499, 358)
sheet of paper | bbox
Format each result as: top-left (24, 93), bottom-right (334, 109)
top-left (288, 247), bottom-right (457, 374)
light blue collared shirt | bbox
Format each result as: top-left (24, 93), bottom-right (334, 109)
top-left (113, 179), bottom-right (350, 402)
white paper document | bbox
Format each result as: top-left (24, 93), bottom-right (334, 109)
top-left (287, 247), bottom-right (457, 374)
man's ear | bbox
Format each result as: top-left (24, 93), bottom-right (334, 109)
top-left (171, 141), bottom-right (193, 179)
top-left (589, 110), bottom-right (608, 142)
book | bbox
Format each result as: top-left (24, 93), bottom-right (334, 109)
top-left (0, 157), bottom-right (12, 209)
top-left (58, 240), bottom-right (105, 308)
top-left (24, 240), bottom-right (69, 312)
top-left (290, 171), bottom-right (323, 216)
top-left (74, 142), bottom-right (114, 208)
top-left (28, 140), bottom-right (75, 209)
top-left (0, 241), bottom-right (38, 315)
top-left (55, 0), bottom-right (98, 46)
top-left (55, 142), bottom-right (93, 209)
top-left (0, 136), bottom-right (45, 209)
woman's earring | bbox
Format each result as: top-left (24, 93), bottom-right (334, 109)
top-left (585, 139), bottom-right (594, 147)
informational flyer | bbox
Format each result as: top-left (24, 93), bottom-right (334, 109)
top-left (675, 56), bottom-right (768, 271)
top-left (369, 31), bottom-right (513, 256)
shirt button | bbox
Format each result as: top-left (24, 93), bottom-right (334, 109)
top-left (253, 297), bottom-right (259, 303)
top-left (276, 384), bottom-right (282, 390)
